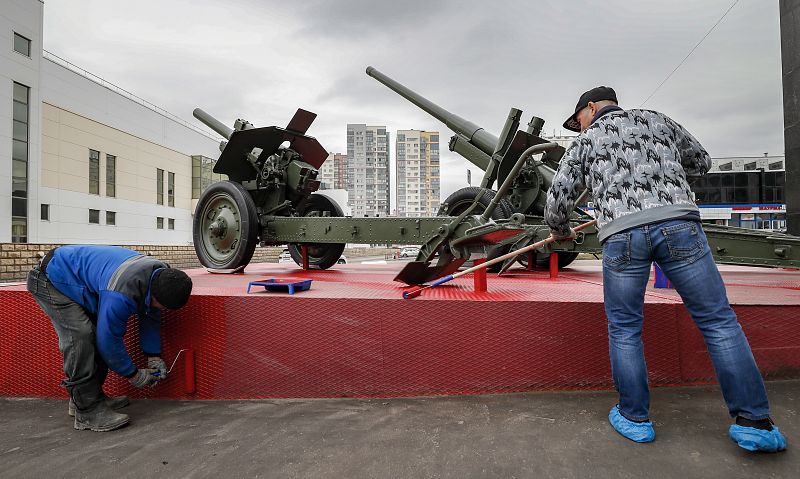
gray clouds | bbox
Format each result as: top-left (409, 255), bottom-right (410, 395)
top-left (43, 0), bottom-right (783, 205)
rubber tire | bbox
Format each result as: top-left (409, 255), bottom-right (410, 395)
top-left (441, 187), bottom-right (514, 221)
top-left (288, 194), bottom-right (346, 270)
top-left (193, 180), bottom-right (259, 270)
top-left (441, 187), bottom-right (514, 272)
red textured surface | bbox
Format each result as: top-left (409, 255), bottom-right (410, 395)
top-left (1, 260), bottom-right (798, 400)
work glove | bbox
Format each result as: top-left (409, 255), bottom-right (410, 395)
top-left (148, 356), bottom-right (168, 380)
top-left (128, 368), bottom-right (161, 388)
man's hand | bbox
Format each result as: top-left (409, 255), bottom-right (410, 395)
top-left (550, 227), bottom-right (577, 241)
top-left (128, 368), bottom-right (161, 388)
top-left (148, 357), bottom-right (168, 380)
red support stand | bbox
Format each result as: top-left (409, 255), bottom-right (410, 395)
top-left (527, 251), bottom-right (536, 271)
top-left (549, 252), bottom-right (559, 279)
top-left (301, 245), bottom-right (309, 270)
top-left (473, 258), bottom-right (488, 292)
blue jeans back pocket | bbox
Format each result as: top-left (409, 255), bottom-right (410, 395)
top-left (661, 222), bottom-right (705, 263)
top-left (603, 232), bottom-right (631, 271)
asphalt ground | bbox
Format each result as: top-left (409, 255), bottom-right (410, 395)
top-left (1, 381), bottom-right (798, 479)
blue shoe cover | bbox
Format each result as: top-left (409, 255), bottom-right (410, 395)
top-left (729, 424), bottom-right (787, 452)
top-left (608, 406), bottom-right (655, 443)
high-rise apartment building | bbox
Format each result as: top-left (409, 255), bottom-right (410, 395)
top-left (346, 124), bottom-right (389, 217)
top-left (318, 152), bottom-right (347, 190)
top-left (396, 130), bottom-right (440, 217)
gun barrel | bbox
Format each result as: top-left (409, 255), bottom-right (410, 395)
top-left (366, 66), bottom-right (498, 157)
top-left (193, 108), bottom-right (234, 140)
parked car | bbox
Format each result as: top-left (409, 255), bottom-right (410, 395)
top-left (337, 255), bottom-right (347, 264)
top-left (399, 246), bottom-right (420, 258)
top-left (278, 249), bottom-right (293, 263)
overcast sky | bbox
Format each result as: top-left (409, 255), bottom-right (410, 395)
top-left (42, 0), bottom-right (784, 206)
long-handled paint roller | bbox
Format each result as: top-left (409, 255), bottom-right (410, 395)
top-left (402, 218), bottom-right (597, 299)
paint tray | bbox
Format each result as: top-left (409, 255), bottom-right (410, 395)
top-left (247, 278), bottom-right (312, 295)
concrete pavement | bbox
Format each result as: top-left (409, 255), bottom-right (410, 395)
top-left (1, 381), bottom-right (798, 478)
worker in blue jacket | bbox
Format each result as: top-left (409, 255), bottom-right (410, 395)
top-left (27, 245), bottom-right (192, 432)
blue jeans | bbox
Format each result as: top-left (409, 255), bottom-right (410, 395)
top-left (602, 219), bottom-right (770, 422)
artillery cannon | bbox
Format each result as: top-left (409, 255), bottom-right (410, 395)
top-left (191, 106), bottom-right (552, 283)
top-left (190, 67), bottom-right (800, 284)
top-left (366, 66), bottom-right (589, 270)
top-left (365, 66), bottom-right (800, 274)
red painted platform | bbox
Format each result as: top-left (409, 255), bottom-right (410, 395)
top-left (1, 260), bottom-right (799, 400)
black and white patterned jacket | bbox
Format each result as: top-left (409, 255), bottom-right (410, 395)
top-left (545, 108), bottom-right (711, 242)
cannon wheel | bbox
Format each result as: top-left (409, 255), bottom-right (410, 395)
top-left (288, 194), bottom-right (346, 270)
top-left (441, 187), bottom-right (514, 272)
top-left (193, 180), bottom-right (259, 270)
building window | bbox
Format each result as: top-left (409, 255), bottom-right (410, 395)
top-left (168, 218), bottom-right (175, 230)
top-left (13, 32), bottom-right (31, 57)
top-left (192, 156), bottom-right (226, 199)
top-left (157, 168), bottom-right (164, 205)
top-left (12, 82), bottom-right (30, 243)
top-left (106, 154), bottom-right (116, 197)
top-left (89, 150), bottom-right (100, 194)
top-left (156, 217), bottom-right (164, 229)
top-left (41, 204), bottom-right (50, 221)
top-left (168, 171), bottom-right (175, 207)
top-left (106, 211), bottom-right (116, 226)
top-left (89, 209), bottom-right (100, 224)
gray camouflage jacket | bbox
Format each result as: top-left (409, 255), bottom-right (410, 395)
top-left (544, 108), bottom-right (711, 242)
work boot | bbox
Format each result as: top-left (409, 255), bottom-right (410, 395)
top-left (68, 395), bottom-right (130, 417)
top-left (73, 402), bottom-right (130, 432)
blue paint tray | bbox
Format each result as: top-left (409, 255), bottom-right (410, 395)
top-left (247, 278), bottom-right (313, 295)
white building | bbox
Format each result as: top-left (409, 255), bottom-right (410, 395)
top-left (1, 0), bottom-right (222, 245)
top-left (543, 133), bottom-right (578, 150)
top-left (346, 124), bottom-right (389, 217)
top-left (396, 129), bottom-right (439, 217)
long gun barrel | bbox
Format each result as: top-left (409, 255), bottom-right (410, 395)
top-left (193, 108), bottom-right (234, 140)
top-left (366, 66), bottom-right (499, 161)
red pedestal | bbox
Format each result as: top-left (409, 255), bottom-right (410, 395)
top-left (527, 251), bottom-right (536, 271)
top-left (2, 262), bottom-right (798, 400)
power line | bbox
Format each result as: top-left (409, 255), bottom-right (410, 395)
top-left (640, 0), bottom-right (740, 107)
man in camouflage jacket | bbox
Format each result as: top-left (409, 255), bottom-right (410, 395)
top-left (544, 86), bottom-right (786, 452)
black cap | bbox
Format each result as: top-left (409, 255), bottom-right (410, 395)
top-left (152, 268), bottom-right (193, 310)
top-left (563, 86), bottom-right (618, 132)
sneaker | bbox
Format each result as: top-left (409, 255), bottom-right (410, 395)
top-left (608, 405), bottom-right (655, 443)
top-left (729, 424), bottom-right (787, 452)
top-left (69, 395), bottom-right (130, 417)
top-left (73, 402), bottom-right (129, 432)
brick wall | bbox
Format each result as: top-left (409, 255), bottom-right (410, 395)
top-left (0, 244), bottom-right (396, 283)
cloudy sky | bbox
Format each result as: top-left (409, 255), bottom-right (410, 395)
top-left (42, 0), bottom-right (784, 206)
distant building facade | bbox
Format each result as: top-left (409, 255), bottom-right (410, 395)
top-left (396, 130), bottom-right (440, 217)
top-left (319, 152), bottom-right (347, 190)
top-left (692, 155), bottom-right (786, 231)
top-left (346, 124), bottom-right (389, 217)
top-left (542, 133), bottom-right (578, 150)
